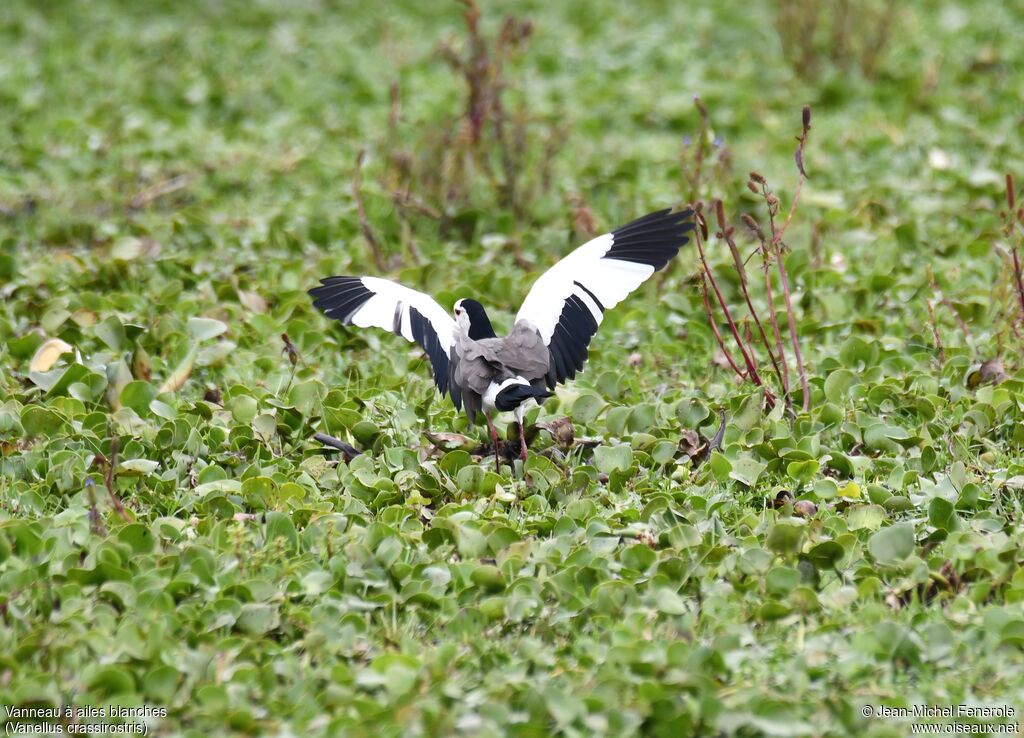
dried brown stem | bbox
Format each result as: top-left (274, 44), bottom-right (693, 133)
top-left (93, 436), bottom-right (130, 523)
top-left (85, 479), bottom-right (106, 536)
top-left (925, 300), bottom-right (944, 364)
top-left (681, 96), bottom-right (711, 203)
top-left (353, 149), bottom-right (387, 272)
top-left (775, 105), bottom-right (811, 246)
top-left (772, 238), bottom-right (809, 411)
top-left (699, 274), bottom-right (746, 380)
top-left (926, 266), bottom-right (972, 342)
top-left (999, 174), bottom-right (1024, 329)
top-left (1013, 248), bottom-right (1024, 323)
top-left (750, 108), bottom-right (813, 412)
top-left (743, 211), bottom-right (792, 397)
top-left (693, 214), bottom-right (763, 385)
top-left (714, 200), bottom-right (789, 408)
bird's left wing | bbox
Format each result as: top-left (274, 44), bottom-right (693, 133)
top-left (515, 208), bottom-right (695, 388)
top-left (309, 276), bottom-right (460, 406)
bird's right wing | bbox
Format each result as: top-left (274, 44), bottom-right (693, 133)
top-left (515, 208), bottom-right (694, 388)
top-left (309, 276), bottom-right (461, 407)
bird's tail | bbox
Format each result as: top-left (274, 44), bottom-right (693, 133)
top-left (494, 382), bottom-right (552, 412)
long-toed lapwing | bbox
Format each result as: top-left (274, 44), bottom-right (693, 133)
top-left (310, 208), bottom-right (694, 466)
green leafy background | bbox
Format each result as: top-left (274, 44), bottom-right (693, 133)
top-left (1, 1), bottom-right (1023, 736)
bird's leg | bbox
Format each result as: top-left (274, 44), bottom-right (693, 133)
top-left (516, 407), bottom-right (527, 462)
top-left (518, 418), bottom-right (528, 462)
top-left (484, 412), bottom-right (500, 471)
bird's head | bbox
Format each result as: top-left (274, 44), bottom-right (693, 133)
top-left (453, 298), bottom-right (497, 340)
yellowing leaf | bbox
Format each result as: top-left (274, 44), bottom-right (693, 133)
top-left (159, 347), bottom-right (196, 393)
top-left (838, 482), bottom-right (862, 499)
top-left (29, 338), bottom-right (74, 372)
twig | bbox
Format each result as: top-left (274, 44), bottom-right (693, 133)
top-left (281, 333), bottom-right (301, 397)
top-left (742, 212), bottom-right (791, 397)
top-left (353, 149), bottom-right (387, 272)
top-left (1013, 247), bottom-right (1024, 323)
top-left (925, 266), bottom-right (972, 342)
top-left (753, 107), bottom-right (813, 412)
top-left (95, 435), bottom-right (130, 522)
top-left (692, 210), bottom-right (763, 385)
top-left (715, 200), bottom-right (789, 410)
top-left (681, 96), bottom-right (711, 203)
top-left (129, 174), bottom-right (190, 210)
top-left (925, 300), bottom-right (944, 364)
top-left (699, 273), bottom-right (746, 380)
top-left (1007, 175), bottom-right (1024, 324)
top-left (85, 479), bottom-right (106, 536)
top-left (773, 236), bottom-right (810, 411)
top-left (775, 105), bottom-right (811, 246)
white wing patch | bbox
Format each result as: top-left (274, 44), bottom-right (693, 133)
top-left (514, 209), bottom-right (694, 388)
top-left (309, 275), bottom-right (458, 399)
top-left (353, 277), bottom-right (456, 354)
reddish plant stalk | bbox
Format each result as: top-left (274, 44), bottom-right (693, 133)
top-left (772, 240), bottom-right (810, 411)
top-left (1013, 247), bottom-right (1024, 322)
top-left (925, 266), bottom-right (971, 343)
top-left (742, 211), bottom-right (792, 401)
top-left (774, 105), bottom-right (812, 246)
top-left (693, 217), bottom-right (763, 385)
top-left (699, 274), bottom-right (746, 380)
top-left (714, 200), bottom-right (788, 405)
top-left (761, 260), bottom-right (790, 392)
top-left (353, 149), bottom-right (388, 272)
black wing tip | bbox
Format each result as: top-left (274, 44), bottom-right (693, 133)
top-left (308, 276), bottom-right (374, 323)
top-left (612, 207), bottom-right (695, 237)
top-left (607, 208), bottom-right (695, 270)
top-left (308, 275), bottom-right (362, 294)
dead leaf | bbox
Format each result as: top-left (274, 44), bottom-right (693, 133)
top-left (159, 347), bottom-right (196, 393)
top-left (678, 429), bottom-right (705, 458)
top-left (536, 417), bottom-right (574, 448)
top-left (967, 357), bottom-right (1008, 388)
top-left (424, 431), bottom-right (477, 450)
top-left (30, 338), bottom-right (74, 372)
top-left (238, 289), bottom-right (268, 313)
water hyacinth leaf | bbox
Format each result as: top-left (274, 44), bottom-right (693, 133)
top-left (927, 497), bottom-right (959, 531)
top-left (120, 380), bottom-right (157, 415)
top-left (823, 368), bottom-right (857, 404)
top-left (767, 523), bottom-right (804, 555)
top-left (236, 603), bottom-right (280, 635)
top-left (20, 406), bottom-right (66, 436)
top-left (592, 444), bottom-right (633, 474)
top-left (868, 523), bottom-right (916, 564)
top-left (46, 363), bottom-right (106, 399)
top-left (94, 315), bottom-right (127, 351)
top-left (187, 317), bottom-right (229, 341)
top-left (253, 414), bottom-right (278, 442)
top-left (786, 459), bottom-right (819, 485)
top-left (807, 541), bottom-right (845, 569)
top-left (729, 456), bottom-right (767, 487)
top-left (83, 665), bottom-right (136, 697)
top-left (265, 511), bottom-right (298, 550)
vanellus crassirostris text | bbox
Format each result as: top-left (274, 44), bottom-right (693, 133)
top-left (309, 208), bottom-right (695, 466)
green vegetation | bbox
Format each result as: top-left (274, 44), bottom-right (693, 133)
top-left (2, 1), bottom-right (1024, 735)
